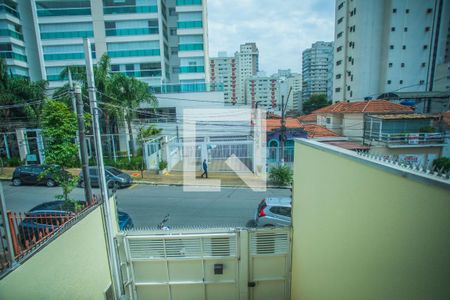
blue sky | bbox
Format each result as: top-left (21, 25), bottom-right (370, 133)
top-left (208, 0), bottom-right (335, 75)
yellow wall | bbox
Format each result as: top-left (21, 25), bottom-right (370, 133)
top-left (291, 140), bottom-right (450, 300)
top-left (0, 207), bottom-right (112, 300)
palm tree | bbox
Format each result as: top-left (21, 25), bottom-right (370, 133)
top-left (109, 73), bottom-right (158, 155)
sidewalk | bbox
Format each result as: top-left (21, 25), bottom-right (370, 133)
top-left (0, 167), bottom-right (285, 188)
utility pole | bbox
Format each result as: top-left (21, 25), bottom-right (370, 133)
top-left (68, 69), bottom-right (81, 160)
top-left (68, 69), bottom-right (77, 113)
top-left (74, 84), bottom-right (93, 204)
top-left (280, 95), bottom-right (286, 165)
top-left (280, 87), bottom-right (292, 165)
top-left (83, 38), bottom-right (123, 299)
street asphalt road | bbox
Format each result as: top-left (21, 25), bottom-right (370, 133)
top-left (1, 182), bottom-right (290, 228)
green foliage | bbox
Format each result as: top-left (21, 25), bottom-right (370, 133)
top-left (103, 156), bottom-right (145, 171)
top-left (302, 94), bottom-right (330, 115)
top-left (138, 125), bottom-right (162, 141)
top-left (419, 126), bottom-right (435, 133)
top-left (269, 165), bottom-right (293, 186)
top-left (159, 160), bottom-right (168, 171)
top-left (1, 157), bottom-right (23, 167)
top-left (0, 58), bottom-right (49, 129)
top-left (41, 100), bottom-right (79, 202)
top-left (432, 157), bottom-right (450, 172)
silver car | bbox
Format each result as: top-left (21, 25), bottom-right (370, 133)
top-left (255, 197), bottom-right (292, 227)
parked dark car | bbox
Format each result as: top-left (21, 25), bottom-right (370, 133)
top-left (11, 165), bottom-right (63, 187)
top-left (18, 201), bottom-right (134, 245)
top-left (78, 166), bottom-right (132, 189)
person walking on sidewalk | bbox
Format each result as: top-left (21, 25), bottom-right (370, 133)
top-left (201, 159), bottom-right (208, 178)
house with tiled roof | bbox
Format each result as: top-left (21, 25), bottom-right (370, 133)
top-left (297, 114), bottom-right (317, 124)
top-left (313, 100), bottom-right (413, 140)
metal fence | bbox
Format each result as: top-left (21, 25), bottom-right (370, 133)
top-left (0, 194), bottom-right (99, 276)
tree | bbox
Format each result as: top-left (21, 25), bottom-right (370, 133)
top-left (137, 125), bottom-right (162, 177)
top-left (0, 58), bottom-right (49, 130)
top-left (109, 73), bottom-right (158, 154)
top-left (432, 157), bottom-right (450, 173)
top-left (302, 94), bottom-right (330, 115)
top-left (41, 101), bottom-right (79, 202)
top-left (269, 165), bottom-right (293, 186)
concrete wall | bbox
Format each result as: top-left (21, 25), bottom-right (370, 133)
top-left (291, 139), bottom-right (450, 300)
top-left (0, 207), bottom-right (112, 300)
top-left (342, 113), bottom-right (363, 139)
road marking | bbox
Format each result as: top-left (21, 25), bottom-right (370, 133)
top-left (129, 184), bottom-right (138, 190)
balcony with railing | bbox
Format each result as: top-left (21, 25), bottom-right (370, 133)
top-left (364, 114), bottom-right (446, 147)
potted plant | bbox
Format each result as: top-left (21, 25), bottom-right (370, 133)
top-left (159, 160), bottom-right (168, 175)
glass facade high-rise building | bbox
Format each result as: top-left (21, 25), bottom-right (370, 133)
top-left (7, 0), bottom-right (209, 92)
top-left (302, 41), bottom-right (334, 102)
top-left (0, 0), bottom-right (29, 77)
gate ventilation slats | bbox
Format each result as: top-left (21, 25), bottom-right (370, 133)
top-left (128, 236), bottom-right (237, 259)
top-left (250, 232), bottom-right (289, 255)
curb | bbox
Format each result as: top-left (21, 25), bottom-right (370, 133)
top-left (0, 177), bottom-right (290, 190)
top-left (131, 180), bottom-right (290, 189)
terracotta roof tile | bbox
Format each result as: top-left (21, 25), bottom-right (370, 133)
top-left (313, 100), bottom-right (413, 114)
top-left (266, 118), bottom-right (302, 132)
top-left (300, 124), bottom-right (339, 138)
top-left (298, 114), bottom-right (317, 123)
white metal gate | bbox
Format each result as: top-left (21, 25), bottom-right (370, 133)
top-left (119, 227), bottom-right (291, 300)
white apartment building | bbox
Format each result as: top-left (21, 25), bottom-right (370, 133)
top-left (273, 69), bottom-right (302, 112)
top-left (245, 75), bottom-right (279, 111)
top-left (209, 43), bottom-right (259, 105)
top-left (7, 0), bottom-right (209, 93)
top-left (302, 41), bottom-right (334, 102)
top-left (333, 0), bottom-right (450, 103)
top-left (209, 52), bottom-right (238, 104)
top-left (237, 42), bottom-right (259, 104)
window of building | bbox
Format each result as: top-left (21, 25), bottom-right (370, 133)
top-left (350, 91), bottom-right (353, 97)
top-left (326, 117), bottom-right (331, 124)
top-left (338, 2), bottom-right (344, 10)
top-left (390, 45), bottom-right (394, 49)
top-left (388, 62), bottom-right (393, 67)
top-left (170, 27), bottom-right (177, 35)
top-left (172, 67), bottom-right (179, 74)
top-left (399, 80), bottom-right (403, 84)
top-left (421, 62), bottom-right (426, 67)
top-left (423, 45), bottom-right (428, 49)
top-left (401, 63), bottom-right (405, 67)
top-left (426, 8), bottom-right (432, 13)
top-left (170, 47), bottom-right (178, 55)
top-left (393, 8), bottom-right (397, 13)
top-left (425, 27), bottom-right (430, 32)
top-left (336, 74), bottom-right (342, 79)
top-left (391, 27), bottom-right (395, 32)
top-left (404, 27), bottom-right (408, 32)
top-left (387, 80), bottom-right (391, 84)
top-left (405, 9), bottom-right (409, 13)
top-left (338, 17), bottom-right (344, 24)
top-left (169, 7), bottom-right (176, 16)
top-left (335, 87), bottom-right (341, 92)
top-left (337, 32), bottom-right (343, 38)
top-left (337, 46), bottom-right (342, 52)
top-left (336, 60), bottom-right (342, 66)
top-left (419, 80), bottom-right (425, 84)
top-left (402, 45), bottom-right (406, 50)
top-left (347, 85), bottom-right (351, 91)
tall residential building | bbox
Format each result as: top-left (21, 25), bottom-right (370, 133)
top-left (302, 41), bottom-right (334, 102)
top-left (333, 0), bottom-right (450, 102)
top-left (209, 43), bottom-right (259, 105)
top-left (245, 75), bottom-right (279, 110)
top-left (6, 0), bottom-right (209, 92)
top-left (209, 52), bottom-right (237, 104)
top-left (273, 69), bottom-right (302, 111)
top-left (0, 0), bottom-right (29, 77)
top-left (237, 42), bottom-right (259, 104)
